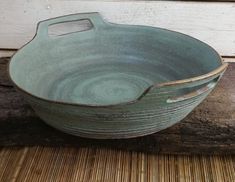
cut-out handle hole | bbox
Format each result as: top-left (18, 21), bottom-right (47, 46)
top-left (48, 19), bottom-right (93, 37)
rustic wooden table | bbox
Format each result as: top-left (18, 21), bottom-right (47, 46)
top-left (1, 57), bottom-right (235, 154)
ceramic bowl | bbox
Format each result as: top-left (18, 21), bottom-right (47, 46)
top-left (9, 12), bottom-right (228, 138)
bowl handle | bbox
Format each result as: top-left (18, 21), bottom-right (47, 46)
top-left (35, 12), bottom-right (106, 39)
top-left (166, 76), bottom-right (218, 103)
top-left (140, 63), bottom-right (228, 104)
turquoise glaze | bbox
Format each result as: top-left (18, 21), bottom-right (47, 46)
top-left (9, 13), bottom-right (228, 138)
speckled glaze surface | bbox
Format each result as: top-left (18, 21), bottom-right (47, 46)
top-left (9, 13), bottom-right (228, 139)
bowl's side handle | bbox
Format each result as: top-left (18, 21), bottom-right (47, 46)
top-left (35, 12), bottom-right (106, 39)
top-left (141, 63), bottom-right (228, 104)
top-left (166, 76), bottom-right (219, 103)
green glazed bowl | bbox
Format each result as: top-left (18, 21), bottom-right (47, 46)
top-left (9, 12), bottom-right (228, 139)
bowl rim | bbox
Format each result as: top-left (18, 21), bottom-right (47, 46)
top-left (8, 12), bottom-right (229, 108)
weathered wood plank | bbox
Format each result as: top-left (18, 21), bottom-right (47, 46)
top-left (0, 50), bottom-right (16, 58)
top-left (0, 57), bottom-right (235, 154)
top-left (0, 1), bottom-right (235, 56)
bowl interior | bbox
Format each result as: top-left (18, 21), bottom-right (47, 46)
top-left (10, 25), bottom-right (222, 105)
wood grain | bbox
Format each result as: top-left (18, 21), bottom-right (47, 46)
top-left (0, 50), bottom-right (16, 58)
top-left (0, 1), bottom-right (235, 56)
top-left (0, 57), bottom-right (235, 154)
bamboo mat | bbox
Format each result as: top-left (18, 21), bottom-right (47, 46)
top-left (0, 147), bottom-right (235, 182)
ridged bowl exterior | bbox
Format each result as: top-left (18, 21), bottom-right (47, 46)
top-left (21, 81), bottom-right (214, 139)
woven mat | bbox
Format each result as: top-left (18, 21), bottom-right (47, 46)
top-left (0, 147), bottom-right (234, 181)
